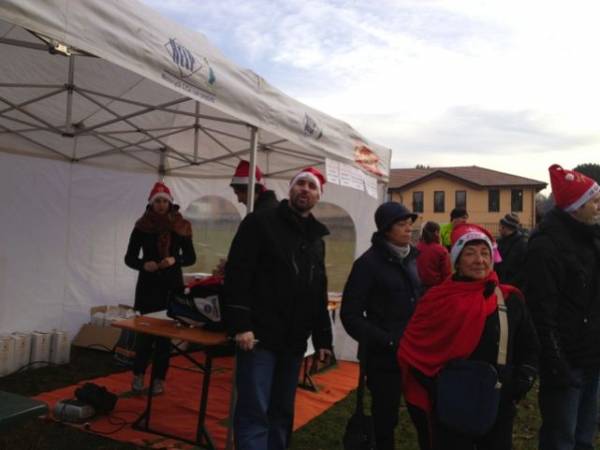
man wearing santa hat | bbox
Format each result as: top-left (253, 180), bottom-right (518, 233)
top-left (230, 160), bottom-right (279, 212)
top-left (224, 167), bottom-right (333, 450)
top-left (525, 164), bottom-right (600, 450)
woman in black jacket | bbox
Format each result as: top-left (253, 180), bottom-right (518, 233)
top-left (341, 202), bottom-right (422, 450)
top-left (124, 181), bottom-right (196, 395)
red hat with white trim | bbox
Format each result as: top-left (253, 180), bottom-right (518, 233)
top-left (450, 223), bottom-right (495, 266)
top-left (289, 167), bottom-right (326, 198)
top-left (148, 181), bottom-right (173, 204)
top-left (549, 164), bottom-right (600, 212)
top-left (230, 160), bottom-right (265, 188)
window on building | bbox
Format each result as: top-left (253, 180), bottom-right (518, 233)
top-left (455, 190), bottom-right (467, 209)
top-left (488, 189), bottom-right (500, 212)
top-left (511, 189), bottom-right (523, 212)
top-left (413, 191), bottom-right (424, 213)
top-left (434, 191), bottom-right (445, 213)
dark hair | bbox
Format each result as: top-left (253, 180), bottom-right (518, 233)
top-left (421, 221), bottom-right (440, 244)
top-left (450, 207), bottom-right (468, 221)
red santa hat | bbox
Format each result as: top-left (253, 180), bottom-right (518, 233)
top-left (289, 167), bottom-right (326, 197)
top-left (549, 164), bottom-right (600, 212)
top-left (450, 223), bottom-right (495, 266)
top-left (147, 181), bottom-right (173, 204)
top-left (230, 160), bottom-right (265, 188)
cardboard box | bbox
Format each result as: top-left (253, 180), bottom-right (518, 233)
top-left (72, 304), bottom-right (134, 352)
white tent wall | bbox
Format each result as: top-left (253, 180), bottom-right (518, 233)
top-left (0, 153), bottom-right (69, 334)
top-left (0, 0), bottom-right (392, 360)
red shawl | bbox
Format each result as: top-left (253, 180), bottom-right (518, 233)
top-left (397, 271), bottom-right (521, 412)
top-left (135, 209), bottom-right (192, 259)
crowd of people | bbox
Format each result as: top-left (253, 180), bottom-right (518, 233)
top-left (123, 162), bottom-right (600, 450)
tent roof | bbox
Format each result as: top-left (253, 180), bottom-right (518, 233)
top-left (0, 0), bottom-right (391, 181)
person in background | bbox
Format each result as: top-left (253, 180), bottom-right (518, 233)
top-left (416, 221), bottom-right (451, 291)
top-left (439, 207), bottom-right (469, 250)
top-left (224, 167), bottom-right (333, 450)
top-left (398, 223), bottom-right (539, 450)
top-left (124, 181), bottom-right (196, 395)
top-left (212, 160), bottom-right (280, 277)
top-left (230, 160), bottom-right (278, 212)
top-left (525, 164), bottom-right (600, 450)
top-left (495, 213), bottom-right (527, 289)
top-left (341, 202), bottom-right (422, 450)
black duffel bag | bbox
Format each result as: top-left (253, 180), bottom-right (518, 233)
top-left (168, 275), bottom-right (225, 331)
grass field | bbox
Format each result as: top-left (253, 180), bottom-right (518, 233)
top-left (1, 347), bottom-right (597, 450)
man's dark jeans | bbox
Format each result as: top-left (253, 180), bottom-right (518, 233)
top-left (538, 367), bottom-right (600, 450)
top-left (234, 347), bottom-right (303, 450)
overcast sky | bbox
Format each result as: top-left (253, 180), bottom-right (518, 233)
top-left (142, 0), bottom-right (600, 189)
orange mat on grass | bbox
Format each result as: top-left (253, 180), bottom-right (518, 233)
top-left (35, 354), bottom-right (358, 449)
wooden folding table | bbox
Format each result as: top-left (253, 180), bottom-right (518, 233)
top-left (113, 316), bottom-right (229, 450)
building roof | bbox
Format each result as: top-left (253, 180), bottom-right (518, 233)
top-left (389, 166), bottom-right (547, 191)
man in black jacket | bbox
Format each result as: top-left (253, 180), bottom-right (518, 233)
top-left (224, 167), bottom-right (333, 450)
top-left (525, 164), bottom-right (600, 450)
top-left (495, 212), bottom-right (528, 288)
top-left (341, 202), bottom-right (422, 450)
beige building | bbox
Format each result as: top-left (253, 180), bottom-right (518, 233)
top-left (388, 166), bottom-right (547, 236)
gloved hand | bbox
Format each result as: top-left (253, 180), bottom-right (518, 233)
top-left (513, 364), bottom-right (537, 401)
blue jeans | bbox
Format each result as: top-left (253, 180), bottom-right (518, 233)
top-left (538, 367), bottom-right (600, 450)
top-left (234, 347), bottom-right (303, 450)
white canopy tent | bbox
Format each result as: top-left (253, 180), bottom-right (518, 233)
top-left (0, 0), bottom-right (391, 345)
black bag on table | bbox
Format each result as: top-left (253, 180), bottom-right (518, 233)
top-left (434, 287), bottom-right (508, 437)
top-left (167, 275), bottom-right (225, 331)
top-left (343, 341), bottom-right (375, 450)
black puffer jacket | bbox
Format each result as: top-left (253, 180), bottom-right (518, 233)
top-left (496, 230), bottom-right (528, 288)
top-left (223, 200), bottom-right (332, 355)
top-left (341, 232), bottom-right (422, 356)
top-left (525, 207), bottom-right (600, 375)
top-left (124, 227), bottom-right (196, 314)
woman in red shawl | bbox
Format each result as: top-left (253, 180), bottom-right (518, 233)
top-left (125, 181), bottom-right (196, 395)
top-left (397, 224), bottom-right (539, 450)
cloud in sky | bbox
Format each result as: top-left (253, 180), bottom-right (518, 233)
top-left (142, 0), bottom-right (600, 186)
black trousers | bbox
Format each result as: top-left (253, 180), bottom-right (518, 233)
top-left (409, 399), bottom-right (516, 450)
top-left (132, 333), bottom-right (171, 380)
top-left (365, 353), bottom-right (406, 450)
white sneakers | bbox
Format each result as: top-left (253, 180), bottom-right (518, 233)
top-left (151, 379), bottom-right (164, 395)
top-left (131, 374), bottom-right (145, 393)
top-left (131, 375), bottom-right (165, 395)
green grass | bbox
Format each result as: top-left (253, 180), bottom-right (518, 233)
top-left (1, 348), bottom-right (597, 450)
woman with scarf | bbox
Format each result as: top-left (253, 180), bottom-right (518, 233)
top-left (341, 202), bottom-right (422, 450)
top-left (125, 181), bottom-right (196, 395)
top-left (397, 223), bottom-right (539, 450)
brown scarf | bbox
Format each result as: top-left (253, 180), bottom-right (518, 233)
top-left (135, 208), bottom-right (192, 259)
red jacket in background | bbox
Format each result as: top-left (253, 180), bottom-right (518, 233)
top-left (416, 241), bottom-right (451, 289)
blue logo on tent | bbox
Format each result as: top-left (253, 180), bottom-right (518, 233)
top-left (164, 38), bottom-right (216, 86)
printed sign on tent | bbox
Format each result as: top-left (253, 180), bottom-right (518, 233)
top-left (364, 174), bottom-right (378, 199)
top-left (325, 159), bottom-right (340, 185)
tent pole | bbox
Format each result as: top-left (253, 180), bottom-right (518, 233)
top-left (64, 55), bottom-right (75, 136)
top-left (246, 126), bottom-right (259, 213)
top-left (159, 147), bottom-right (167, 180)
top-left (193, 101), bottom-right (200, 163)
